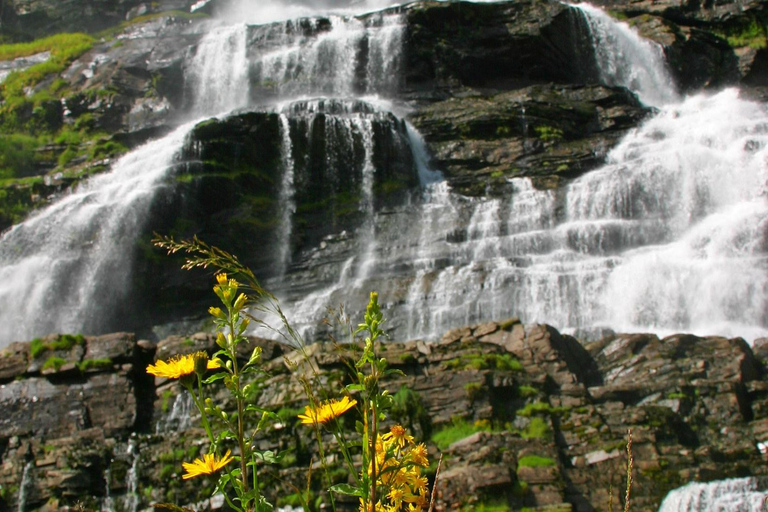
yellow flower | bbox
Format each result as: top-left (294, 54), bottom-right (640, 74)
top-left (408, 443), bottom-right (429, 467)
top-left (182, 450), bottom-right (234, 480)
top-left (382, 424), bottom-right (414, 449)
top-left (146, 351), bottom-right (221, 379)
top-left (298, 396), bottom-right (357, 426)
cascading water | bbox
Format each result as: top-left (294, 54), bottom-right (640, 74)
top-left (658, 477), bottom-right (768, 512)
top-left (275, 113), bottom-right (297, 280)
top-left (16, 460), bottom-right (34, 512)
top-left (574, 3), bottom-right (679, 107)
top-left (155, 392), bottom-right (194, 434)
top-left (0, 122), bottom-right (198, 344)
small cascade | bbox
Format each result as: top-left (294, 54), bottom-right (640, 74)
top-left (0, 120), bottom-right (200, 345)
top-left (574, 3), bottom-right (678, 107)
top-left (185, 23), bottom-right (250, 115)
top-left (101, 464), bottom-right (114, 512)
top-left (16, 460), bottom-right (34, 512)
top-left (155, 392), bottom-right (194, 434)
top-left (352, 116), bottom-right (377, 282)
top-left (123, 439), bottom-right (140, 512)
top-left (658, 477), bottom-right (768, 512)
top-left (275, 113), bottom-right (297, 280)
top-left (249, 11), bottom-right (404, 99)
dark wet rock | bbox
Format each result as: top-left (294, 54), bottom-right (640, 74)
top-left (409, 84), bottom-right (649, 195)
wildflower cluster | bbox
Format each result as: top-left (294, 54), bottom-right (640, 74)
top-left (366, 425), bottom-right (430, 512)
top-left (147, 272), bottom-right (274, 512)
top-left (151, 236), bottom-right (435, 512)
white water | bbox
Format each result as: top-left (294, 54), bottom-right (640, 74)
top-left (0, 121), bottom-right (199, 344)
top-left (659, 477), bottom-right (768, 512)
top-left (249, 12), bottom-right (404, 99)
top-left (264, 3), bottom-right (768, 343)
top-left (276, 113), bottom-right (297, 280)
top-left (575, 3), bottom-right (679, 107)
top-left (155, 392), bottom-right (194, 434)
top-left (17, 460), bottom-right (34, 512)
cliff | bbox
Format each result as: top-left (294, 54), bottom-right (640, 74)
top-left (1, 323), bottom-right (767, 510)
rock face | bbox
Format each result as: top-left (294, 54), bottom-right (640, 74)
top-left (1, 325), bottom-right (767, 511)
top-left (0, 1), bottom-right (201, 41)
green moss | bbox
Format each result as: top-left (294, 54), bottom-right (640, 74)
top-left (0, 134), bottom-right (44, 178)
top-left (517, 455), bottom-right (556, 468)
top-left (76, 358), bottom-right (113, 372)
top-left (715, 18), bottom-right (768, 49)
top-left (461, 499), bottom-right (510, 512)
top-left (521, 417), bottom-right (551, 439)
top-left (443, 352), bottom-right (523, 372)
top-left (30, 338), bottom-right (46, 358)
top-left (534, 125), bottom-right (564, 142)
top-left (517, 401), bottom-right (565, 417)
top-left (431, 417), bottom-right (490, 450)
top-left (161, 389), bottom-right (174, 413)
top-left (42, 356), bottom-right (67, 372)
top-left (464, 381), bottom-right (484, 400)
top-left (517, 385), bottom-right (538, 398)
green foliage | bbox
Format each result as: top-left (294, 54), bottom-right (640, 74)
top-left (390, 386), bottom-right (432, 439)
top-left (1, 34), bottom-right (94, 112)
top-left (517, 401), bottom-right (565, 417)
top-left (431, 417), bottom-right (490, 450)
top-left (517, 455), bottom-right (556, 468)
top-left (76, 358), bottom-right (113, 372)
top-left (30, 338), bottom-right (46, 358)
top-left (517, 385), bottom-right (538, 398)
top-left (30, 334), bottom-right (84, 359)
top-left (716, 18), bottom-right (768, 49)
top-left (464, 381), bottom-right (484, 400)
top-left (49, 333), bottom-right (85, 351)
top-left (42, 356), bottom-right (67, 372)
top-left (462, 499), bottom-right (510, 512)
top-left (521, 417), bottom-right (551, 439)
top-left (534, 125), bottom-right (564, 142)
top-left (443, 352), bottom-right (523, 372)
top-left (0, 134), bottom-right (43, 178)
top-left (161, 389), bottom-right (174, 413)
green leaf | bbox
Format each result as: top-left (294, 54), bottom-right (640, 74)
top-left (345, 383), bottom-right (365, 392)
top-left (204, 372), bottom-right (228, 384)
top-left (329, 483), bottom-right (363, 497)
top-left (381, 368), bottom-right (406, 379)
top-left (251, 450), bottom-right (282, 464)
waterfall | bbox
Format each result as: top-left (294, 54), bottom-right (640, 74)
top-left (155, 392), bottom-right (194, 434)
top-left (275, 113), bottom-right (297, 280)
top-left (123, 439), bottom-right (140, 512)
top-left (249, 11), bottom-right (404, 99)
top-left (658, 477), bottom-right (768, 512)
top-left (16, 460), bottom-right (34, 512)
top-left (185, 23), bottom-right (250, 114)
top-left (0, 121), bottom-right (199, 345)
top-left (352, 116), bottom-right (377, 282)
top-left (101, 463), bottom-right (114, 512)
top-left (574, 3), bottom-right (679, 107)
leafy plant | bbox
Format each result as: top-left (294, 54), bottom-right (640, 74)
top-left (150, 236), bottom-right (436, 512)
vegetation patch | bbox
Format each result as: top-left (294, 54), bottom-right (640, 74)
top-left (431, 417), bottom-right (491, 450)
top-left (517, 455), bottom-right (556, 468)
top-left (521, 416), bottom-right (551, 439)
top-left (42, 356), bottom-right (67, 372)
